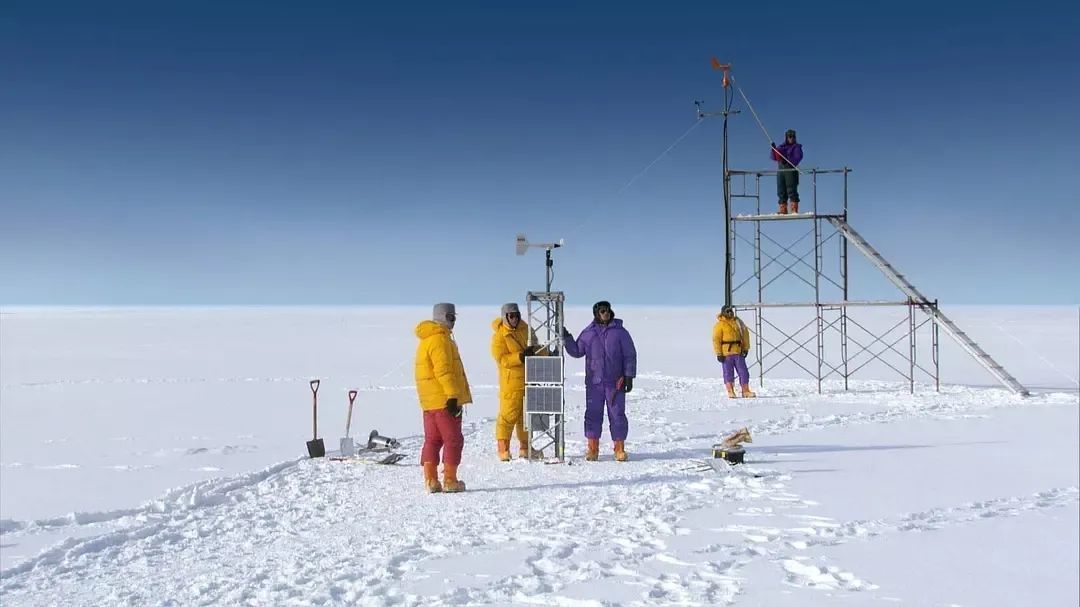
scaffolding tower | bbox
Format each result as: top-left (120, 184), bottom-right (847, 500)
top-left (524, 291), bottom-right (566, 460)
top-left (725, 168), bottom-right (1029, 396)
top-left (516, 234), bottom-right (569, 461)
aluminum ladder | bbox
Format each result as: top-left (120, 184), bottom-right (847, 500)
top-left (827, 217), bottom-right (1029, 396)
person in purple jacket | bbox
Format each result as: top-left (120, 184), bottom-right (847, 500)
top-left (562, 300), bottom-right (638, 462)
top-left (771, 129), bottom-right (804, 214)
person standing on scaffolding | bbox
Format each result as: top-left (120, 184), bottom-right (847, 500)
top-left (771, 129), bottom-right (803, 214)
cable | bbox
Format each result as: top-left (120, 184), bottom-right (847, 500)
top-left (615, 119), bottom-right (705, 194)
top-left (733, 77), bottom-right (773, 145)
top-left (993, 322), bottom-right (1079, 388)
top-left (565, 118), bottom-right (706, 238)
top-left (732, 76), bottom-right (804, 176)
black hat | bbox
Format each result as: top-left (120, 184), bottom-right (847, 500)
top-left (592, 300), bottom-right (613, 318)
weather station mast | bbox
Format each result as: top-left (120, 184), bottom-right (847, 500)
top-left (694, 59), bottom-right (739, 307)
top-left (515, 234), bottom-right (569, 461)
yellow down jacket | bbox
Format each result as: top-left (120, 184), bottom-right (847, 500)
top-left (490, 317), bottom-right (532, 395)
top-left (414, 320), bottom-right (473, 411)
top-left (712, 314), bottom-right (751, 357)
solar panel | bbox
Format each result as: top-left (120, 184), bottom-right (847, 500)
top-left (525, 386), bottom-right (563, 413)
top-left (525, 356), bottom-right (562, 383)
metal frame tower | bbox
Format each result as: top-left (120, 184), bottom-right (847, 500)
top-left (726, 169), bottom-right (939, 393)
top-left (516, 234), bottom-right (569, 460)
top-left (697, 63), bottom-right (1028, 396)
top-left (723, 169), bottom-right (1027, 396)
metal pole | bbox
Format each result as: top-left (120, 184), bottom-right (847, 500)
top-left (841, 168), bottom-right (850, 391)
top-left (813, 170), bottom-right (823, 392)
top-left (755, 173), bottom-right (763, 385)
top-left (755, 173), bottom-right (762, 300)
top-left (842, 305), bottom-right (849, 391)
top-left (542, 249), bottom-right (552, 346)
top-left (813, 170), bottom-right (822, 308)
top-left (843, 168), bottom-right (849, 219)
top-left (816, 305), bottom-right (824, 394)
top-left (723, 106), bottom-right (732, 307)
top-left (913, 301), bottom-right (919, 387)
top-left (933, 299), bottom-right (940, 392)
top-left (545, 248), bottom-right (553, 293)
top-left (755, 307), bottom-right (763, 387)
top-left (908, 302), bottom-right (916, 394)
top-left (557, 299), bottom-right (565, 460)
top-left (697, 77), bottom-right (738, 308)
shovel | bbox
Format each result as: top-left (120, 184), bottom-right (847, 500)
top-left (339, 389), bottom-right (358, 457)
top-left (306, 379), bottom-right (325, 458)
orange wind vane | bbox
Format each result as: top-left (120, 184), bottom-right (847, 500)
top-left (710, 57), bottom-right (731, 88)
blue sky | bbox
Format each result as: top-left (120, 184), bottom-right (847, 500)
top-left (2, 0), bottom-right (1077, 305)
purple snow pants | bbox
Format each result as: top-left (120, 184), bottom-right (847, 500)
top-left (721, 354), bottom-right (750, 385)
top-left (584, 383), bottom-right (628, 441)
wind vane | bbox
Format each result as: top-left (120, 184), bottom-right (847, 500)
top-left (711, 57), bottom-right (731, 88)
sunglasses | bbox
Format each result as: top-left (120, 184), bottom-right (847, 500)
top-left (506, 312), bottom-right (521, 320)
top-left (596, 308), bottom-right (612, 315)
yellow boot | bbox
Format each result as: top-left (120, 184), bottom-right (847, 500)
top-left (585, 438), bottom-right (600, 461)
top-left (613, 440), bottom-right (628, 462)
top-left (777, 201), bottom-right (788, 215)
top-left (423, 462), bottom-right (442, 494)
top-left (789, 199), bottom-right (799, 214)
top-left (497, 439), bottom-right (511, 462)
top-left (725, 383), bottom-right (737, 399)
top-left (741, 384), bottom-right (757, 398)
top-left (442, 463), bottom-right (466, 493)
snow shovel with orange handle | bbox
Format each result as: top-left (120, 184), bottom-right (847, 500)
top-left (306, 379), bottom-right (325, 458)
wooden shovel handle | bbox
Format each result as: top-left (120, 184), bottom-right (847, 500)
top-left (310, 379), bottom-right (320, 439)
top-left (345, 390), bottom-right (358, 438)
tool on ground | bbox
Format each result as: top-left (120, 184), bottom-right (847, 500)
top-left (306, 379), bottom-right (325, 458)
top-left (330, 452), bottom-right (407, 465)
top-left (712, 426), bottom-right (751, 465)
top-left (720, 427), bottom-right (752, 449)
top-left (712, 444), bottom-right (745, 465)
top-left (339, 389), bottom-right (358, 456)
top-left (369, 452), bottom-right (407, 465)
top-left (367, 430), bottom-right (400, 450)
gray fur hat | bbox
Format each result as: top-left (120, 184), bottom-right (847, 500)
top-left (500, 303), bottom-right (520, 316)
top-left (433, 302), bottom-right (456, 325)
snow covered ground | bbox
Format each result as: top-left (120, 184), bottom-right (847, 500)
top-left (1, 306), bottom-right (1077, 605)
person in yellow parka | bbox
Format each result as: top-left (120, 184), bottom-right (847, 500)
top-left (489, 302), bottom-right (544, 461)
top-left (415, 302), bottom-right (473, 493)
top-left (712, 305), bottom-right (756, 399)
